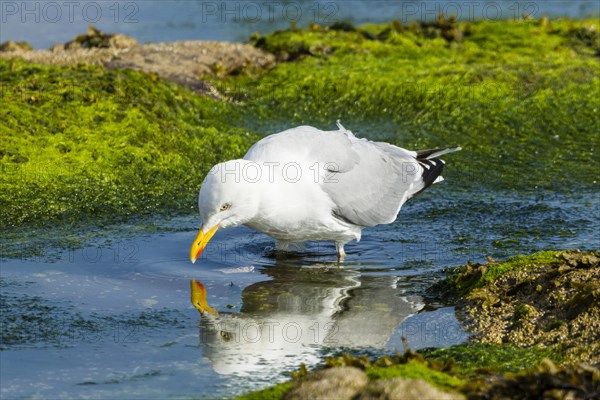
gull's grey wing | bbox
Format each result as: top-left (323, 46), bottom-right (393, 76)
top-left (244, 125), bottom-right (360, 172)
top-left (321, 135), bottom-right (427, 227)
top-left (244, 124), bottom-right (450, 228)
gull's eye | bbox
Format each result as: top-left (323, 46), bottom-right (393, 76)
top-left (220, 203), bottom-right (231, 212)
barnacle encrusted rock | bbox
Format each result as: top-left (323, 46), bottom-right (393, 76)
top-left (456, 250), bottom-right (600, 364)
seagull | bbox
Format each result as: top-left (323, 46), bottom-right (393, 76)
top-left (190, 122), bottom-right (460, 263)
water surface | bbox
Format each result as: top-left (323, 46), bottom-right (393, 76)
top-left (2, 0), bottom-right (597, 49)
top-left (1, 189), bottom-right (598, 398)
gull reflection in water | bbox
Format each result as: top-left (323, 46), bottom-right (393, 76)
top-left (191, 263), bottom-right (421, 376)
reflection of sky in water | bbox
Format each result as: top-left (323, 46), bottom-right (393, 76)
top-left (1, 190), bottom-right (598, 398)
top-left (1, 0), bottom-right (598, 49)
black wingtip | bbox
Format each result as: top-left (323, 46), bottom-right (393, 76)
top-left (407, 157), bottom-right (446, 201)
top-left (419, 158), bottom-right (445, 189)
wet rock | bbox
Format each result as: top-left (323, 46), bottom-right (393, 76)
top-left (0, 41), bottom-right (33, 52)
top-left (455, 250), bottom-right (600, 364)
top-left (2, 46), bottom-right (121, 67)
top-left (463, 359), bottom-right (600, 400)
top-left (284, 366), bottom-right (368, 400)
top-left (106, 34), bottom-right (139, 49)
top-left (359, 378), bottom-right (463, 400)
top-left (559, 250), bottom-right (600, 268)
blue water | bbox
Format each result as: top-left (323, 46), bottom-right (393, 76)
top-left (1, 0), bottom-right (598, 49)
top-left (1, 189), bottom-right (598, 398)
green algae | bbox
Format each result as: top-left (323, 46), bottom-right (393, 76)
top-left (231, 17), bottom-right (600, 191)
top-left (234, 382), bottom-right (293, 400)
top-left (365, 360), bottom-right (464, 392)
top-left (0, 59), bottom-right (258, 232)
top-left (421, 343), bottom-right (563, 377)
top-left (446, 251), bottom-right (560, 296)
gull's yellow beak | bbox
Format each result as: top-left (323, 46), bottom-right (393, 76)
top-left (190, 224), bottom-right (219, 264)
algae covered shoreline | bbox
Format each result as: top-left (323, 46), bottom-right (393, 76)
top-left (1, 17), bottom-right (599, 234)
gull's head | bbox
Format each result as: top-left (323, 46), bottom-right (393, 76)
top-left (190, 160), bottom-right (261, 264)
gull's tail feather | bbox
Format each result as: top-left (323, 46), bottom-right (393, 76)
top-left (416, 147), bottom-right (462, 160)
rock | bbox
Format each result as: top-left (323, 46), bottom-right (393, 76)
top-left (2, 47), bottom-right (119, 66)
top-left (1, 36), bottom-right (275, 97)
top-left (450, 250), bottom-right (600, 364)
top-left (284, 366), bottom-right (368, 400)
top-left (0, 41), bottom-right (33, 52)
top-left (359, 378), bottom-right (463, 400)
top-left (50, 43), bottom-right (66, 53)
top-left (63, 25), bottom-right (138, 50)
top-left (464, 360), bottom-right (600, 400)
top-left (107, 34), bottom-right (138, 49)
top-left (105, 41), bottom-right (276, 96)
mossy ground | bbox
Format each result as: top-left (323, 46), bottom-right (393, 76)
top-left (235, 382), bottom-right (293, 400)
top-left (0, 59), bottom-right (257, 233)
top-left (230, 17), bottom-right (600, 191)
top-left (444, 250), bottom-right (560, 296)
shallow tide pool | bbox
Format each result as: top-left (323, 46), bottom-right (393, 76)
top-left (1, 189), bottom-right (598, 399)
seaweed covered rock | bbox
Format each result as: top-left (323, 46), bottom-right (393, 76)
top-left (451, 250), bottom-right (600, 364)
top-left (0, 40), bottom-right (33, 52)
top-left (282, 354), bottom-right (464, 400)
top-left (1, 26), bottom-right (274, 96)
top-left (463, 359), bottom-right (600, 400)
top-left (0, 58), bottom-right (259, 235)
top-left (58, 25), bottom-right (138, 50)
top-left (252, 15), bottom-right (471, 61)
top-left (105, 41), bottom-right (276, 95)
